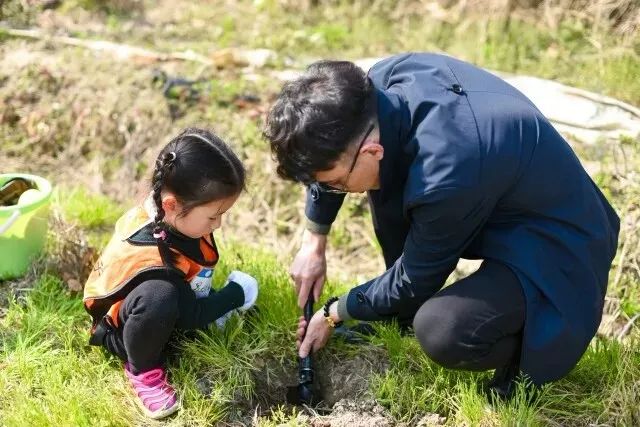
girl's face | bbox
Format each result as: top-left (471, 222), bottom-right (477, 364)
top-left (162, 193), bottom-right (240, 238)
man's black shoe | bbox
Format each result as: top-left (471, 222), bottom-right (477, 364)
top-left (333, 322), bottom-right (375, 344)
top-left (333, 318), bottom-right (414, 344)
top-left (485, 363), bottom-right (519, 402)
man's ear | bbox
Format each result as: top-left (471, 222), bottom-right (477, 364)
top-left (161, 194), bottom-right (178, 214)
top-left (362, 142), bottom-right (384, 161)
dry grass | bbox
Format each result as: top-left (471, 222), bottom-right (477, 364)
top-left (273, 0), bottom-right (640, 37)
top-left (1, 0), bottom-right (638, 319)
top-left (0, 36), bottom-right (383, 284)
top-left (0, 2), bottom-right (638, 425)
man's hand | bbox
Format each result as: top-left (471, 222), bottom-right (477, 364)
top-left (290, 229), bottom-right (327, 308)
top-left (296, 309), bottom-right (334, 358)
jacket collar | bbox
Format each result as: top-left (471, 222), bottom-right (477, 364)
top-left (372, 87), bottom-right (412, 203)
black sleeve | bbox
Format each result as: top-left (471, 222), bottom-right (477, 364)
top-left (305, 184), bottom-right (346, 228)
top-left (339, 187), bottom-right (492, 320)
top-left (174, 280), bottom-right (245, 330)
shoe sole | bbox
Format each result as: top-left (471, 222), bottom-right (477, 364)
top-left (125, 369), bottom-right (181, 420)
top-left (137, 399), bottom-right (180, 420)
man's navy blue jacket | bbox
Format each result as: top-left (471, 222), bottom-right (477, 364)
top-left (305, 53), bottom-right (620, 384)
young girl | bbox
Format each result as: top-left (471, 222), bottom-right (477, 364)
top-left (83, 128), bottom-right (258, 419)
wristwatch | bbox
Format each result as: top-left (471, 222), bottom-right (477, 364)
top-left (323, 296), bottom-right (343, 328)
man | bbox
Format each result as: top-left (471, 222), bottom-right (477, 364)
top-left (263, 53), bottom-right (619, 398)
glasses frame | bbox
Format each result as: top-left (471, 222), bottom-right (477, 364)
top-left (314, 123), bottom-right (375, 194)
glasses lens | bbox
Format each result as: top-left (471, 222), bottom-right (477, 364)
top-left (317, 182), bottom-right (346, 194)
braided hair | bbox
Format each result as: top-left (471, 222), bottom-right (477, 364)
top-left (151, 127), bottom-right (246, 268)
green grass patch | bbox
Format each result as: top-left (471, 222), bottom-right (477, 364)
top-left (0, 275), bottom-right (132, 427)
top-left (54, 186), bottom-right (125, 230)
top-left (1, 1), bottom-right (639, 425)
top-left (1, 244), bottom-right (638, 425)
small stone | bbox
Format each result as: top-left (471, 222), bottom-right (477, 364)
top-left (195, 377), bottom-right (212, 397)
top-left (416, 413), bottom-right (447, 426)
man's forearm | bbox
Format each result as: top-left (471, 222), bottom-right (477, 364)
top-left (335, 294), bottom-right (352, 322)
top-left (329, 298), bottom-right (346, 323)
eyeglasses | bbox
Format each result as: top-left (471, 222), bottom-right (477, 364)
top-left (314, 123), bottom-right (375, 194)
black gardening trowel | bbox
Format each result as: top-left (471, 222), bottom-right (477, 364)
top-left (286, 295), bottom-right (320, 405)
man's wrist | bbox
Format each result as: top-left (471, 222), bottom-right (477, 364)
top-left (329, 300), bottom-right (341, 323)
top-left (336, 294), bottom-right (352, 322)
top-left (323, 297), bottom-right (343, 328)
top-left (302, 227), bottom-right (328, 253)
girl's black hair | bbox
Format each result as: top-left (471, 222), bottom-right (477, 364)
top-left (151, 127), bottom-right (245, 267)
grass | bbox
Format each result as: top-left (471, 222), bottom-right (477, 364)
top-left (0, 237), bottom-right (638, 426)
top-left (54, 186), bottom-right (125, 229)
top-left (0, 275), bottom-right (132, 426)
top-left (1, 0), bottom-right (639, 425)
top-left (0, 187), bottom-right (637, 426)
top-left (6, 1), bottom-right (637, 106)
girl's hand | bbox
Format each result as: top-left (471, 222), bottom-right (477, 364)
top-left (226, 271), bottom-right (258, 311)
top-left (297, 309), bottom-right (333, 358)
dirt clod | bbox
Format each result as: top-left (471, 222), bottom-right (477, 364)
top-left (310, 399), bottom-right (394, 427)
top-left (315, 347), bottom-right (390, 407)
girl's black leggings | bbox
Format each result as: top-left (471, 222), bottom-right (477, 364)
top-left (100, 279), bottom-right (244, 373)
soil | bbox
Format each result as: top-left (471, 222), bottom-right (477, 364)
top-left (308, 399), bottom-right (397, 427)
top-left (211, 344), bottom-right (439, 426)
top-left (245, 345), bottom-right (388, 407)
top-left (207, 343), bottom-right (448, 426)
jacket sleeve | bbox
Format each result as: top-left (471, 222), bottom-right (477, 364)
top-left (304, 184), bottom-right (346, 234)
top-left (175, 280), bottom-right (245, 330)
top-left (337, 187), bottom-right (492, 321)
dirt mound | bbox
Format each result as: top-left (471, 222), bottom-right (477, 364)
top-left (310, 399), bottom-right (445, 427)
top-left (310, 399), bottom-right (395, 427)
top-left (246, 346), bottom-right (449, 426)
top-left (253, 398), bottom-right (446, 427)
top-left (315, 346), bottom-right (389, 407)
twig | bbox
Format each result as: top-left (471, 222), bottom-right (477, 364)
top-left (561, 85), bottom-right (640, 119)
top-left (617, 313), bottom-right (640, 341)
top-left (2, 27), bottom-right (213, 65)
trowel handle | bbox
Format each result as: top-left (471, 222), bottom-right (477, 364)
top-left (303, 294), bottom-right (314, 322)
top-left (300, 294), bottom-right (314, 342)
top-left (300, 293), bottom-right (314, 376)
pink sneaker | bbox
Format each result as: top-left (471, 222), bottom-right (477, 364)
top-left (124, 363), bottom-right (180, 419)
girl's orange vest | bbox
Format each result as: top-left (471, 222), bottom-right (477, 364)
top-left (83, 204), bottom-right (218, 333)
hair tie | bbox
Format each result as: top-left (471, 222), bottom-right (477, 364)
top-left (153, 229), bottom-right (168, 240)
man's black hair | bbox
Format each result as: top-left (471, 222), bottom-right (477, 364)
top-left (263, 60), bottom-right (375, 184)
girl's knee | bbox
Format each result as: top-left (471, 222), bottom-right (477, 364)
top-left (125, 280), bottom-right (180, 321)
